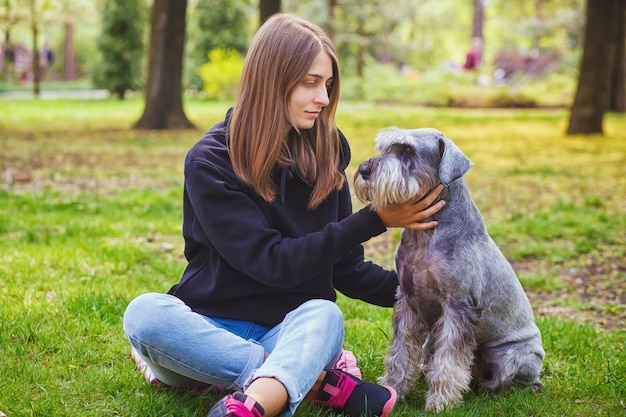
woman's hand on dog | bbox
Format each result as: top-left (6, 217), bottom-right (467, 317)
top-left (375, 184), bottom-right (445, 231)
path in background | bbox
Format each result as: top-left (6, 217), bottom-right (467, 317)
top-left (0, 89), bottom-right (110, 100)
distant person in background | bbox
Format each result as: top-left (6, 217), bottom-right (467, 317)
top-left (463, 37), bottom-right (483, 71)
top-left (41, 42), bottom-right (55, 80)
top-left (123, 13), bottom-right (445, 417)
top-left (42, 43), bottom-right (55, 66)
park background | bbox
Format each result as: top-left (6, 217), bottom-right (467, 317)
top-left (1, 0), bottom-right (625, 416)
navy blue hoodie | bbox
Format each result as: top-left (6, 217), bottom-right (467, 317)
top-left (168, 109), bottom-right (399, 327)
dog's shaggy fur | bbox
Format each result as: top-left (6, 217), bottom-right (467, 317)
top-left (354, 127), bottom-right (545, 412)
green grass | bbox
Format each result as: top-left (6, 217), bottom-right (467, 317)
top-left (1, 98), bottom-right (624, 416)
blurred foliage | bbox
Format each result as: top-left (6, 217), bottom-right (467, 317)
top-left (186, 0), bottom-right (252, 91)
top-left (196, 47), bottom-right (244, 101)
top-left (339, 58), bottom-right (575, 108)
top-left (0, 0), bottom-right (589, 108)
top-left (92, 0), bottom-right (146, 99)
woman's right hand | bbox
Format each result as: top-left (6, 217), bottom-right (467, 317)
top-left (375, 184), bottom-right (445, 231)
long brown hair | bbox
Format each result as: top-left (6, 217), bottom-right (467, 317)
top-left (229, 14), bottom-right (344, 209)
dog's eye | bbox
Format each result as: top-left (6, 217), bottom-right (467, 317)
top-left (404, 146), bottom-right (414, 155)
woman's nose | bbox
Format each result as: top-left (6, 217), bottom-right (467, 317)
top-left (314, 85), bottom-right (330, 106)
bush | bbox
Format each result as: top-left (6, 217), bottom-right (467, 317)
top-left (93, 0), bottom-right (146, 99)
top-left (517, 72), bottom-right (577, 107)
top-left (196, 47), bottom-right (244, 101)
top-left (340, 59), bottom-right (574, 108)
top-left (341, 62), bottom-right (485, 107)
top-left (186, 0), bottom-right (250, 91)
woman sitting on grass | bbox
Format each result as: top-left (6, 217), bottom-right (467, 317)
top-left (123, 13), bottom-right (444, 417)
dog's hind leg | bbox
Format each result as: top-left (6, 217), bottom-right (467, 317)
top-left (379, 296), bottom-right (428, 398)
top-left (424, 300), bottom-right (481, 412)
top-left (474, 337), bottom-right (544, 394)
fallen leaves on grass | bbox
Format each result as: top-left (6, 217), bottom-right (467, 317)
top-left (514, 250), bottom-right (625, 331)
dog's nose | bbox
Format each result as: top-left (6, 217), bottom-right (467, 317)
top-left (358, 163), bottom-right (371, 180)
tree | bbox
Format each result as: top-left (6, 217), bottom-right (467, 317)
top-left (63, 20), bottom-right (75, 80)
top-left (259, 0), bottom-right (280, 25)
top-left (327, 0), bottom-right (337, 43)
top-left (28, 0), bottom-right (40, 95)
top-left (334, 0), bottom-right (405, 76)
top-left (464, 0), bottom-right (485, 70)
top-left (471, 0), bottom-right (484, 40)
top-left (135, 0), bottom-right (194, 130)
top-left (1, 0), bottom-right (25, 83)
top-left (93, 0), bottom-right (145, 99)
top-left (187, 0), bottom-right (250, 91)
top-left (567, 0), bottom-right (625, 135)
top-left (57, 0), bottom-right (81, 81)
top-left (609, 0), bottom-right (625, 112)
top-left (25, 0), bottom-right (56, 96)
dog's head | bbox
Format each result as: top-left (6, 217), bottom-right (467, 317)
top-left (353, 127), bottom-right (473, 208)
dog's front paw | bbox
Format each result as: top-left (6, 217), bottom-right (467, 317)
top-left (425, 388), bottom-right (463, 413)
top-left (425, 397), bottom-right (458, 413)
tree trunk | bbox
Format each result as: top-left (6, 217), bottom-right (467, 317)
top-left (609, 0), bottom-right (626, 112)
top-left (4, 31), bottom-right (12, 82)
top-left (64, 21), bottom-right (76, 81)
top-left (259, 0), bottom-right (280, 26)
top-left (471, 0), bottom-right (484, 40)
top-left (30, 0), bottom-right (40, 97)
top-left (31, 23), bottom-right (40, 96)
top-left (135, 0), bottom-right (195, 130)
top-left (356, 40), bottom-right (365, 77)
top-left (327, 0), bottom-right (337, 44)
top-left (567, 0), bottom-right (622, 135)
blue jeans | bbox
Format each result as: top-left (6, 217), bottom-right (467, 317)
top-left (123, 293), bottom-right (344, 416)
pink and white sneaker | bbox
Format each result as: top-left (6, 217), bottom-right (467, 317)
top-left (316, 369), bottom-right (397, 417)
top-left (207, 392), bottom-right (265, 417)
top-left (334, 349), bottom-right (362, 379)
top-left (130, 346), bottom-right (162, 386)
top-left (130, 346), bottom-right (216, 393)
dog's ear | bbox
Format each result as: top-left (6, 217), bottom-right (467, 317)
top-left (438, 136), bottom-right (473, 185)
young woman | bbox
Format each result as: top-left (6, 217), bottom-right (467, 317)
top-left (123, 13), bottom-right (444, 417)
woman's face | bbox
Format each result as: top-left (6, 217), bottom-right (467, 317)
top-left (288, 51), bottom-right (334, 130)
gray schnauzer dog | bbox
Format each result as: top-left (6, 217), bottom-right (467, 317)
top-left (353, 127), bottom-right (545, 412)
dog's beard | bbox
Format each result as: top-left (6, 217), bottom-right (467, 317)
top-left (354, 157), bottom-right (423, 208)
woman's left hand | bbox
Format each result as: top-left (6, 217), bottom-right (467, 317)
top-left (375, 184), bottom-right (445, 230)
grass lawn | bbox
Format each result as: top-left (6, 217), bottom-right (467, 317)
top-left (0, 98), bottom-right (624, 416)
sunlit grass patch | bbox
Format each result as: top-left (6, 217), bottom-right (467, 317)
top-left (517, 270), bottom-right (564, 293)
top-left (489, 198), bottom-right (623, 262)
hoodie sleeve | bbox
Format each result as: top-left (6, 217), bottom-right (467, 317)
top-left (331, 179), bottom-right (399, 307)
